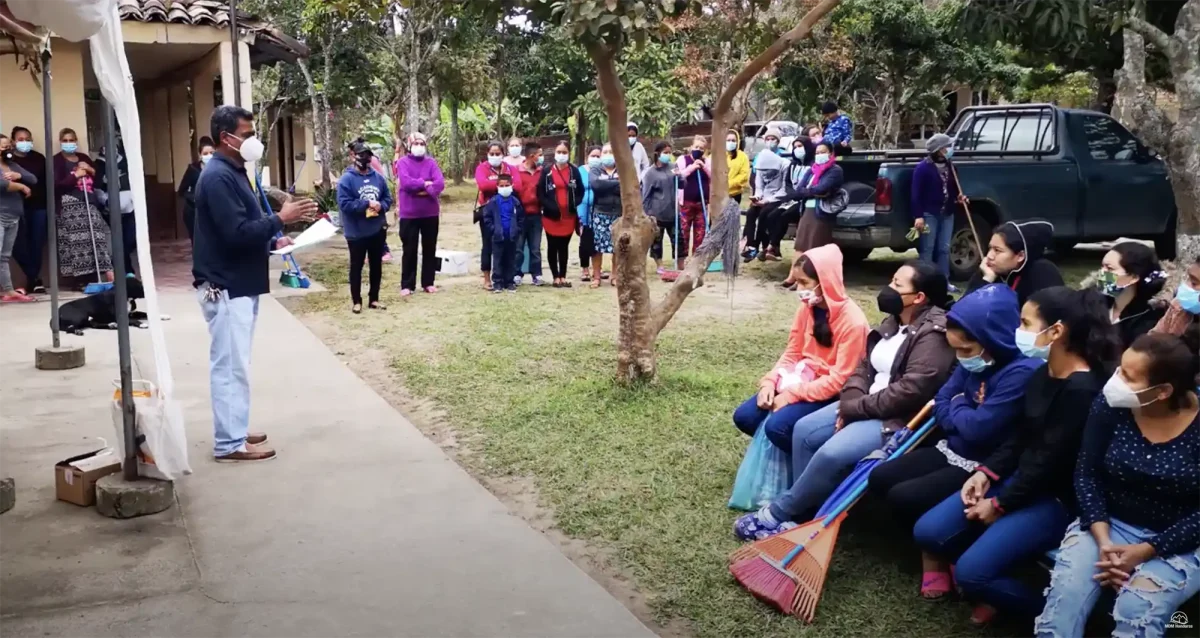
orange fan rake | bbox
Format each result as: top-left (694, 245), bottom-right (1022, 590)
top-left (729, 403), bottom-right (936, 622)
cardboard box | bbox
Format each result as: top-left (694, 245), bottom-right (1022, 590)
top-left (55, 449), bottom-right (121, 507)
top-left (435, 250), bottom-right (471, 276)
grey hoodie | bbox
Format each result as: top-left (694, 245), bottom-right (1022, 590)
top-left (0, 162), bottom-right (37, 222)
top-left (640, 163), bottom-right (677, 224)
top-left (753, 148), bottom-right (788, 203)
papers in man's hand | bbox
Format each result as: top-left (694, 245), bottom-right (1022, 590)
top-left (271, 218), bottom-right (339, 255)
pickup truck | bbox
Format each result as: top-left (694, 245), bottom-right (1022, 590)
top-left (830, 104), bottom-right (1178, 280)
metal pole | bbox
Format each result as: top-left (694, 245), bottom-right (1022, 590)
top-left (104, 103), bottom-right (137, 481)
top-left (42, 48), bottom-right (61, 348)
top-left (229, 0), bottom-right (241, 107)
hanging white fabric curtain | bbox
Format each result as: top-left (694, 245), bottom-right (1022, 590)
top-left (5, 0), bottom-right (111, 42)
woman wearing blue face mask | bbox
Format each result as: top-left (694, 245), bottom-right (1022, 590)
top-left (868, 283), bottom-right (1044, 599)
top-left (52, 128), bottom-right (113, 286)
top-left (587, 142), bottom-right (622, 288)
top-left (475, 141), bottom-right (521, 291)
top-left (577, 146), bottom-right (602, 284)
top-left (1152, 254), bottom-right (1200, 339)
top-left (641, 141), bottom-right (679, 272)
top-left (913, 286), bottom-right (1117, 625)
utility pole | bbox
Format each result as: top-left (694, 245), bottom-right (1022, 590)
top-left (230, 0), bottom-right (241, 107)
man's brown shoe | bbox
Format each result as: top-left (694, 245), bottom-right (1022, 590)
top-left (215, 444), bottom-right (277, 463)
top-left (247, 432), bottom-right (268, 445)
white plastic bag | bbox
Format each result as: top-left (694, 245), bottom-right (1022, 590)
top-left (6, 0), bottom-right (114, 42)
top-left (111, 380), bottom-right (191, 480)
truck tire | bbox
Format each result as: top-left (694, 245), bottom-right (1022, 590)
top-left (949, 212), bottom-right (992, 282)
top-left (841, 247), bottom-right (872, 265)
top-left (1154, 210), bottom-right (1178, 260)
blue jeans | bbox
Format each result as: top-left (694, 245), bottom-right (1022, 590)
top-left (1035, 519), bottom-right (1200, 638)
top-left (198, 288), bottom-right (260, 456)
top-left (731, 393), bottom-right (832, 451)
top-left (770, 401), bottom-right (884, 521)
top-left (0, 217), bottom-right (19, 292)
top-left (914, 479), bottom-right (1071, 616)
top-left (14, 207), bottom-right (46, 285)
top-left (917, 213), bottom-right (954, 279)
top-left (515, 214), bottom-right (543, 279)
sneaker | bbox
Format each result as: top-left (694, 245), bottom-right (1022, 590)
top-left (215, 443), bottom-right (277, 463)
top-left (506, 287), bottom-right (517, 294)
top-left (513, 276), bottom-right (523, 287)
top-left (733, 505), bottom-right (797, 541)
top-left (381, 252), bottom-right (393, 263)
top-left (400, 288), bottom-right (413, 297)
top-left (531, 277), bottom-right (547, 287)
top-left (0, 292), bottom-right (35, 304)
top-left (493, 288), bottom-right (504, 295)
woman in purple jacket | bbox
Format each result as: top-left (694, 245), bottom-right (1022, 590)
top-left (911, 134), bottom-right (967, 292)
top-left (394, 132), bottom-right (445, 296)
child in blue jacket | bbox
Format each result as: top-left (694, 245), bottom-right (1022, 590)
top-left (867, 283), bottom-right (1043, 599)
top-left (484, 172), bottom-right (523, 293)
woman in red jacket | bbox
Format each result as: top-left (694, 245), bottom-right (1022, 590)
top-left (474, 141), bottom-right (521, 291)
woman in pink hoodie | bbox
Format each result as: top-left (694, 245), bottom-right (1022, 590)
top-left (731, 244), bottom-right (871, 452)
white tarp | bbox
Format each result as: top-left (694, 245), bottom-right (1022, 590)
top-left (88, 5), bottom-right (191, 478)
top-left (6, 0), bottom-right (110, 42)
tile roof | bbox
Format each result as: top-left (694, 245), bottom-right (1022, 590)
top-left (117, 0), bottom-right (308, 63)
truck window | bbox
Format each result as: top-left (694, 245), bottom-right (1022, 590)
top-left (1081, 115), bottom-right (1139, 161)
top-left (956, 112), bottom-right (1053, 152)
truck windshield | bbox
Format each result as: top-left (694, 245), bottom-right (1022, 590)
top-left (953, 110), bottom-right (1055, 153)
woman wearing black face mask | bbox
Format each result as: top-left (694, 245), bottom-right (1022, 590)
top-left (741, 260), bottom-right (957, 532)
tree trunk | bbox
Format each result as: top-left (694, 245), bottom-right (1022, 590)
top-left (296, 58), bottom-right (328, 190)
top-left (449, 94), bottom-right (462, 184)
top-left (427, 86), bottom-right (441, 136)
top-left (585, 0), bottom-right (844, 382)
top-left (1093, 66), bottom-right (1117, 114)
top-left (574, 107), bottom-right (588, 165)
top-left (494, 78), bottom-right (506, 140)
top-left (320, 37), bottom-right (334, 189)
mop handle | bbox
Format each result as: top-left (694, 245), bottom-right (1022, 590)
top-left (80, 176), bottom-right (104, 284)
top-left (673, 175), bottom-right (680, 261)
top-left (697, 165), bottom-right (709, 227)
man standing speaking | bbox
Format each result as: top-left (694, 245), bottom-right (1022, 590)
top-left (193, 105), bottom-right (316, 463)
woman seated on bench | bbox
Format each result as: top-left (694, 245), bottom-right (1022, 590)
top-left (1036, 332), bottom-right (1199, 638)
top-left (867, 283), bottom-right (1044, 596)
top-left (913, 286), bottom-right (1117, 626)
top-left (734, 260), bottom-right (955, 540)
top-left (731, 244), bottom-right (870, 453)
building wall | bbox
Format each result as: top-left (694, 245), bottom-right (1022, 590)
top-left (0, 39), bottom-right (90, 154)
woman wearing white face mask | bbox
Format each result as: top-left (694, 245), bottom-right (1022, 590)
top-left (790, 142), bottom-right (844, 257)
top-left (913, 286), bottom-right (1117, 625)
top-left (1037, 333), bottom-right (1199, 638)
top-left (179, 137), bottom-right (215, 242)
top-left (537, 141), bottom-right (584, 287)
top-left (504, 137), bottom-right (525, 168)
top-left (475, 141), bottom-right (522, 290)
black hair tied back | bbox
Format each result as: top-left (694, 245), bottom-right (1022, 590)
top-left (1028, 286), bottom-right (1121, 375)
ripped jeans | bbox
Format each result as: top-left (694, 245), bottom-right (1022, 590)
top-left (1036, 518), bottom-right (1200, 638)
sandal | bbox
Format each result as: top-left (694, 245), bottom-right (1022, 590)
top-left (560, 281), bottom-right (572, 288)
top-left (589, 280), bottom-right (601, 289)
top-left (369, 302), bottom-right (387, 310)
top-left (352, 304), bottom-right (362, 314)
top-left (920, 571), bottom-right (953, 600)
top-left (581, 273), bottom-right (592, 283)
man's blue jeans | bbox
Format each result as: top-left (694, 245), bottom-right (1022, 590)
top-left (515, 214), bottom-right (543, 279)
top-left (1035, 518), bottom-right (1200, 638)
top-left (915, 478), bottom-right (1071, 616)
top-left (917, 213), bottom-right (954, 279)
top-left (14, 207), bottom-right (46, 285)
top-left (198, 288), bottom-right (259, 456)
top-left (732, 393), bottom-right (832, 451)
top-left (769, 401), bottom-right (884, 521)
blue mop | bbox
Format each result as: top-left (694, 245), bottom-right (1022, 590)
top-left (81, 177), bottom-right (115, 295)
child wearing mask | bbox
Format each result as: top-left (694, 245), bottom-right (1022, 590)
top-left (484, 173), bottom-right (522, 293)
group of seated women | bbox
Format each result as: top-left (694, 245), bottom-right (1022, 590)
top-left (730, 230), bottom-right (1200, 634)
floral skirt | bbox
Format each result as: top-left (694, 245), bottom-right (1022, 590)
top-left (592, 213), bottom-right (616, 255)
top-left (58, 191), bottom-right (112, 278)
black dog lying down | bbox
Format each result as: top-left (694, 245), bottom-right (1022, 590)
top-left (55, 279), bottom-right (148, 335)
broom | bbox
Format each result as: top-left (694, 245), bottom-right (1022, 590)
top-left (729, 405), bottom-right (938, 622)
top-left (80, 176), bottom-right (114, 295)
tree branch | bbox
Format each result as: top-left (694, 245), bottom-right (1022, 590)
top-left (1126, 15), bottom-right (1174, 54)
top-left (650, 0), bottom-right (843, 335)
top-left (588, 41), bottom-right (645, 219)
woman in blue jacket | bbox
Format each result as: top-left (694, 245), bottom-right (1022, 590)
top-left (867, 283), bottom-right (1044, 599)
top-left (578, 146), bottom-right (601, 284)
top-left (790, 142), bottom-right (845, 255)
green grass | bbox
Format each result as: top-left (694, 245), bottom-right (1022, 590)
top-left (292, 189), bottom-right (1105, 637)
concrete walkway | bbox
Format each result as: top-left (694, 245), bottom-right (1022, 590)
top-left (0, 289), bottom-right (652, 637)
